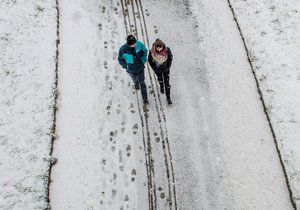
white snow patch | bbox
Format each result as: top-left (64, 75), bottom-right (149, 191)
top-left (0, 0), bottom-right (57, 209)
top-left (229, 0), bottom-right (300, 207)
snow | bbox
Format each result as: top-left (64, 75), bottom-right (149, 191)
top-left (50, 0), bottom-right (148, 209)
top-left (51, 0), bottom-right (293, 208)
top-left (0, 0), bottom-right (57, 209)
top-left (1, 0), bottom-right (298, 209)
top-left (147, 0), bottom-right (292, 208)
top-left (228, 0), bottom-right (300, 207)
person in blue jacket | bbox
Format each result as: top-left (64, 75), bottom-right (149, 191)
top-left (118, 35), bottom-right (149, 104)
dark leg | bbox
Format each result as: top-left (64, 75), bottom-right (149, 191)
top-left (163, 69), bottom-right (172, 105)
top-left (129, 73), bottom-right (139, 90)
top-left (136, 71), bottom-right (148, 103)
top-left (154, 70), bottom-right (164, 93)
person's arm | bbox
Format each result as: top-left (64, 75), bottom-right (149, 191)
top-left (166, 47), bottom-right (173, 69)
top-left (141, 42), bottom-right (148, 64)
top-left (118, 47), bottom-right (126, 68)
top-left (148, 51), bottom-right (157, 71)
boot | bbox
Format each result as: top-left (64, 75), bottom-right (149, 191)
top-left (166, 86), bottom-right (172, 105)
top-left (167, 97), bottom-right (172, 105)
top-left (159, 81), bottom-right (165, 94)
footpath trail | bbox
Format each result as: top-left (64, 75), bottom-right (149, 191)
top-left (141, 0), bottom-right (293, 209)
top-left (50, 0), bottom-right (293, 209)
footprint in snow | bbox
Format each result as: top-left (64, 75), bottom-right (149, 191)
top-left (119, 150), bottom-right (123, 163)
top-left (100, 191), bottom-right (105, 204)
top-left (102, 6), bottom-right (106, 13)
top-left (113, 172), bottom-right (117, 180)
top-left (124, 195), bottom-right (129, 201)
top-left (154, 132), bottom-right (160, 142)
top-left (145, 9), bottom-right (150, 16)
top-left (155, 137), bottom-right (160, 142)
top-left (111, 146), bottom-right (116, 152)
top-left (110, 131), bottom-right (114, 137)
top-left (106, 105), bottom-right (111, 115)
top-left (112, 189), bottom-right (117, 197)
top-left (103, 60), bottom-right (108, 68)
top-left (101, 159), bottom-right (106, 171)
top-left (98, 23), bottom-right (102, 30)
top-left (129, 103), bottom-right (135, 113)
top-left (126, 145), bottom-right (131, 157)
top-left (154, 25), bottom-right (158, 33)
top-left (109, 130), bottom-right (117, 142)
top-left (104, 41), bottom-right (108, 49)
top-left (108, 81), bottom-right (113, 90)
top-left (132, 124), bottom-right (138, 135)
top-left (106, 100), bottom-right (112, 115)
top-left (121, 120), bottom-right (126, 133)
top-left (131, 169), bottom-right (136, 182)
top-left (121, 127), bottom-right (125, 133)
top-left (124, 8), bottom-right (129, 16)
top-left (121, 114), bottom-right (127, 126)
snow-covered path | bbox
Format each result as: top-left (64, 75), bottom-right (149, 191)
top-left (50, 0), bottom-right (293, 209)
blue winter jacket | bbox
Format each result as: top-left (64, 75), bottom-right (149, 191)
top-left (118, 41), bottom-right (148, 74)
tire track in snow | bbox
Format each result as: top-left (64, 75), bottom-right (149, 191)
top-left (226, 1), bottom-right (296, 209)
top-left (120, 0), bottom-right (129, 35)
top-left (120, 0), bottom-right (157, 209)
top-left (135, 1), bottom-right (178, 208)
top-left (131, 0), bottom-right (178, 208)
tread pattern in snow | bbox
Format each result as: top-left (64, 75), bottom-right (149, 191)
top-left (121, 0), bottom-right (178, 209)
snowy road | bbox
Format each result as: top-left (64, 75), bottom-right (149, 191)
top-left (49, 0), bottom-right (293, 209)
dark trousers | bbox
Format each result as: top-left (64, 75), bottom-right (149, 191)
top-left (154, 68), bottom-right (171, 98)
top-left (129, 71), bottom-right (147, 101)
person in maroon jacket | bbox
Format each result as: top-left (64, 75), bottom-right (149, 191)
top-left (148, 39), bottom-right (173, 105)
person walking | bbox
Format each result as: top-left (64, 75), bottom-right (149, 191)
top-left (148, 38), bottom-right (173, 105)
top-left (118, 35), bottom-right (149, 104)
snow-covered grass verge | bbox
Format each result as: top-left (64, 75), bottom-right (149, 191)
top-left (228, 0), bottom-right (300, 207)
top-left (0, 0), bottom-right (57, 209)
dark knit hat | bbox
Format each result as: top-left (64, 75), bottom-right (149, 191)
top-left (127, 35), bottom-right (137, 45)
